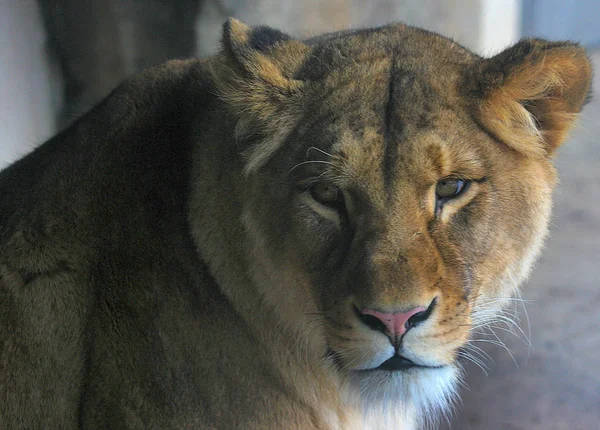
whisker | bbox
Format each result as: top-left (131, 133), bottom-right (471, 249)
top-left (457, 350), bottom-right (489, 375)
top-left (515, 290), bottom-right (533, 361)
top-left (463, 343), bottom-right (494, 364)
top-left (306, 146), bottom-right (333, 158)
top-left (481, 328), bottom-right (519, 368)
top-left (288, 160), bottom-right (332, 174)
top-left (474, 297), bottom-right (533, 306)
top-left (474, 312), bottom-right (532, 349)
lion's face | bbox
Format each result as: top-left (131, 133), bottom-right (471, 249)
top-left (242, 55), bottom-right (555, 413)
top-left (211, 19), bottom-right (592, 419)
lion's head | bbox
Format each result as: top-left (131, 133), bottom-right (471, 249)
top-left (200, 19), bottom-right (592, 425)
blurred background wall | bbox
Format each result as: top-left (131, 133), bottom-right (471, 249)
top-left (1, 1), bottom-right (599, 429)
top-left (0, 0), bottom-right (57, 167)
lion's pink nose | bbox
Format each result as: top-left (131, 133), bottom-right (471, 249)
top-left (357, 306), bottom-right (429, 340)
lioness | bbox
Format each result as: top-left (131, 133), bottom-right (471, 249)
top-left (0, 19), bottom-right (592, 429)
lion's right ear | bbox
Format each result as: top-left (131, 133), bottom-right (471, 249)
top-left (212, 19), bottom-right (310, 174)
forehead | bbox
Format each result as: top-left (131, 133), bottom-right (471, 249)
top-left (323, 112), bottom-right (487, 207)
top-left (297, 32), bottom-right (484, 195)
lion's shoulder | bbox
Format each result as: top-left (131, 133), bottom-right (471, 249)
top-left (0, 59), bottom-right (214, 274)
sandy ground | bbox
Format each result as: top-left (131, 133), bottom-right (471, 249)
top-left (443, 50), bottom-right (600, 430)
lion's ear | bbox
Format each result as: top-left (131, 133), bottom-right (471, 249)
top-left (471, 39), bottom-right (592, 157)
top-left (212, 19), bottom-right (310, 174)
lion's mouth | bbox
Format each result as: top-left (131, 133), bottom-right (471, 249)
top-left (361, 354), bottom-right (447, 372)
top-left (326, 349), bottom-right (446, 373)
top-left (377, 354), bottom-right (421, 370)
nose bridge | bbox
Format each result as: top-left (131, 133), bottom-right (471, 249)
top-left (368, 240), bottom-right (418, 304)
top-left (371, 205), bottom-right (422, 267)
top-left (357, 207), bottom-right (438, 307)
top-left (368, 195), bottom-right (421, 253)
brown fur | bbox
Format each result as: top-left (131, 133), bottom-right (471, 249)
top-left (471, 39), bottom-right (593, 157)
top-left (0, 19), bottom-right (592, 429)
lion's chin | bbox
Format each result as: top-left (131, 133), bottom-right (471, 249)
top-left (342, 364), bottom-right (461, 429)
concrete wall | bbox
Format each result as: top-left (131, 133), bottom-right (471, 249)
top-left (197, 0), bottom-right (521, 56)
top-left (0, 0), bottom-right (59, 167)
top-left (523, 0), bottom-right (600, 47)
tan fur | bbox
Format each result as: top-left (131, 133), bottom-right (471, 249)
top-left (0, 20), bottom-right (592, 429)
top-left (476, 42), bottom-right (592, 157)
top-left (210, 19), bottom-right (310, 174)
top-left (195, 21), bottom-right (592, 428)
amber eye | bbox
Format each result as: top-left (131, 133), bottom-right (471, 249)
top-left (435, 178), bottom-right (468, 200)
top-left (310, 182), bottom-right (344, 208)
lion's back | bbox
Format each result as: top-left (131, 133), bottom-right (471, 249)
top-left (0, 59), bottom-right (213, 427)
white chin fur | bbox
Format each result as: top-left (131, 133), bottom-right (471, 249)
top-left (343, 365), bottom-right (461, 430)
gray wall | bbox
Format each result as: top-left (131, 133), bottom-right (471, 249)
top-left (523, 0), bottom-right (600, 47)
top-left (0, 0), bottom-right (58, 167)
top-left (196, 0), bottom-right (515, 56)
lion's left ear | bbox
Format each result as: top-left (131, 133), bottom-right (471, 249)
top-left (212, 19), bottom-right (310, 174)
top-left (470, 39), bottom-right (592, 157)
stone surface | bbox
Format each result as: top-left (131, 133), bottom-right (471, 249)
top-left (444, 49), bottom-right (600, 430)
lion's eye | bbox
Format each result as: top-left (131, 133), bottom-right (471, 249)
top-left (435, 178), bottom-right (468, 200)
top-left (310, 182), bottom-right (343, 208)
